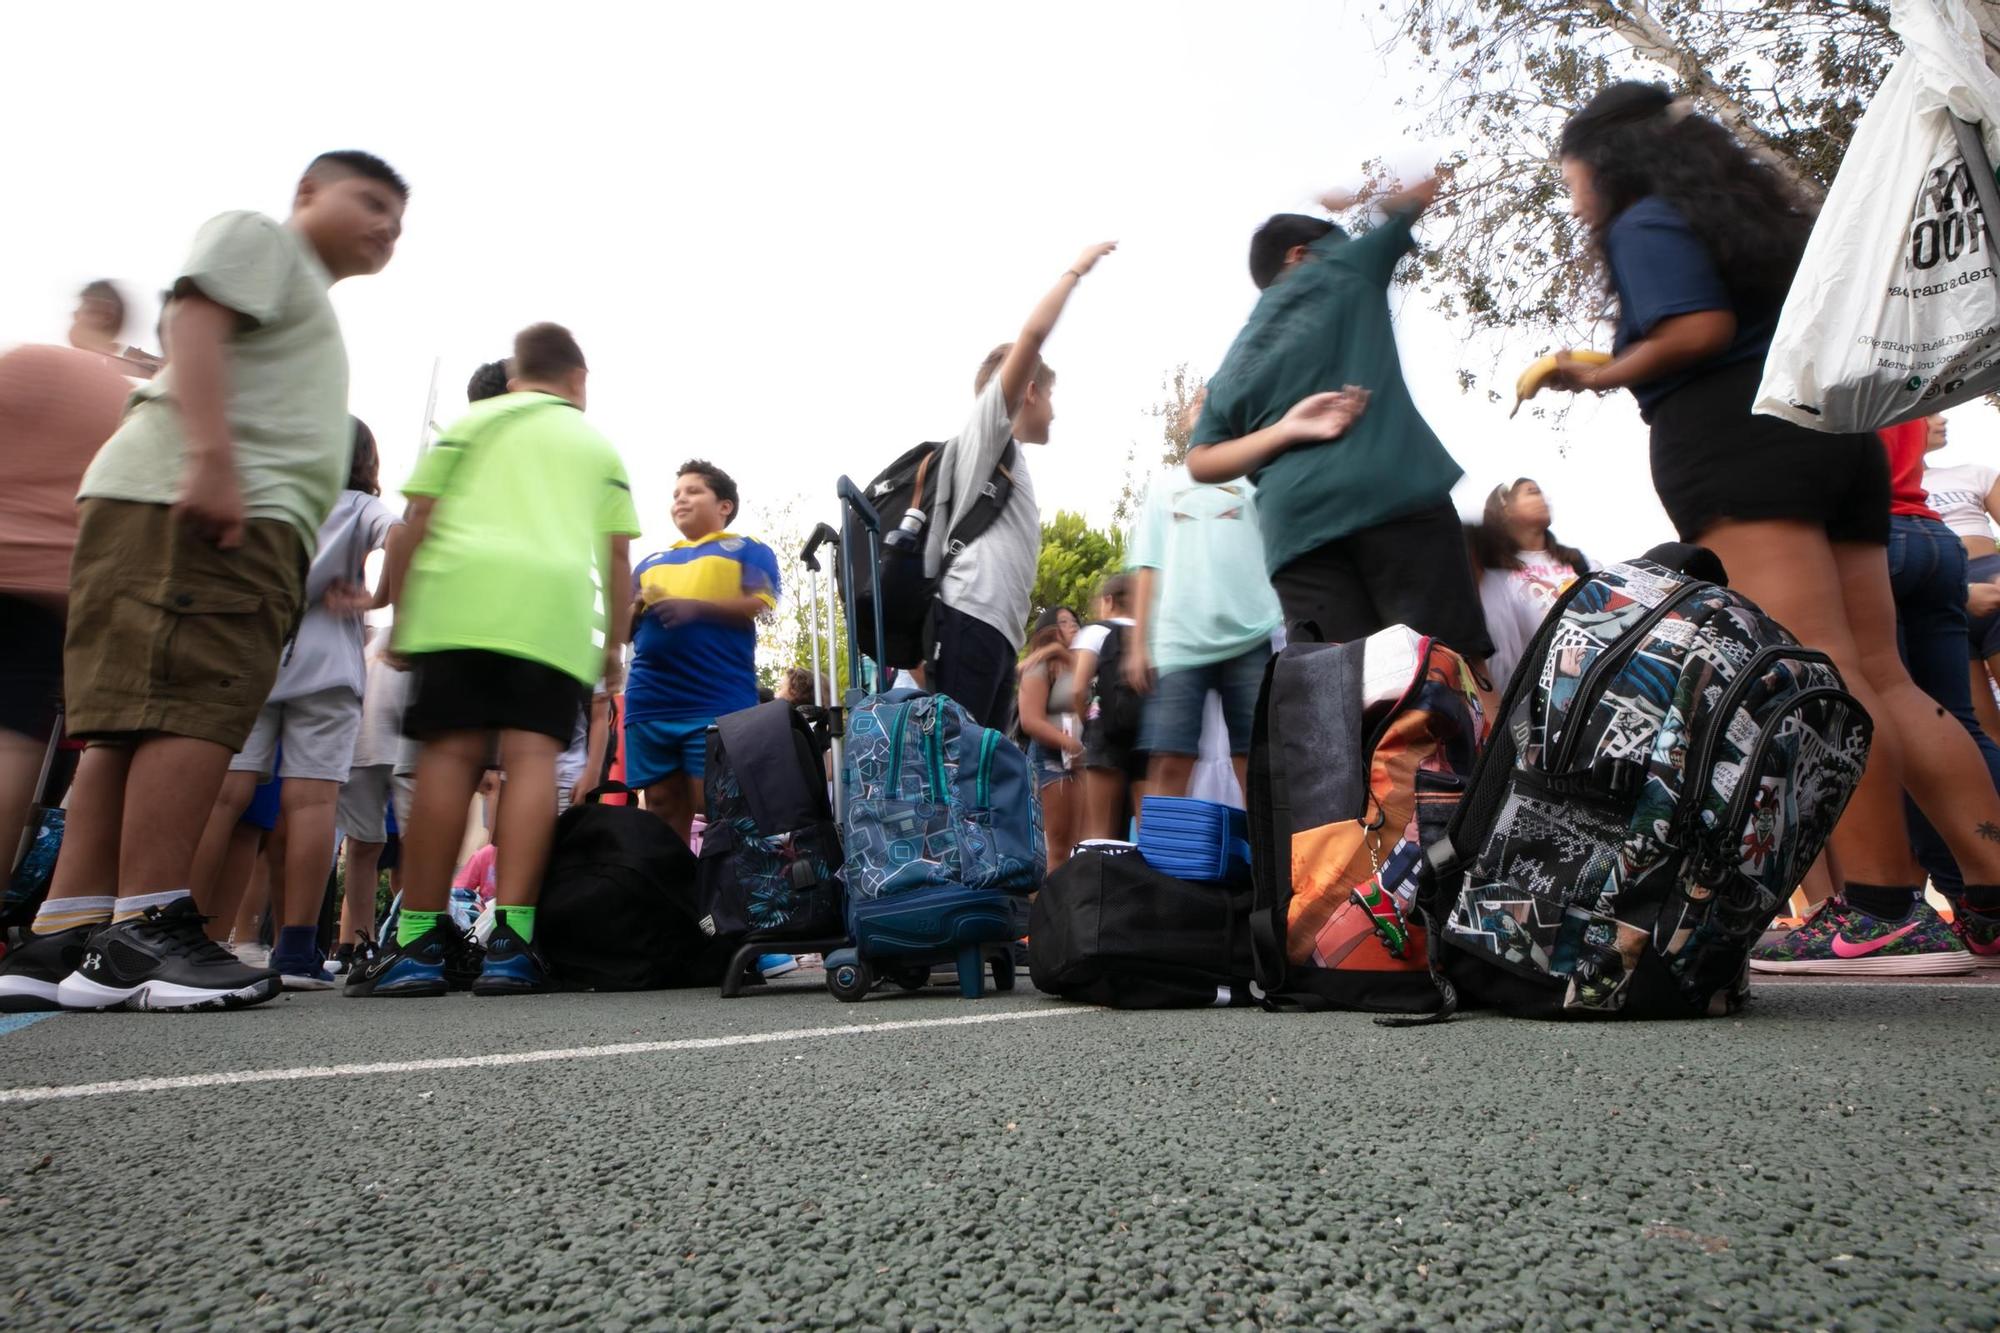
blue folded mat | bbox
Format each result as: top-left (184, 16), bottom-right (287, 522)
top-left (1136, 797), bottom-right (1250, 882)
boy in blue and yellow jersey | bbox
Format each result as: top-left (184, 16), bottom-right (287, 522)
top-left (625, 460), bottom-right (778, 841)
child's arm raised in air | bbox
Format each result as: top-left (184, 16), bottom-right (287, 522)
top-left (1186, 387), bottom-right (1371, 484)
top-left (995, 241), bottom-right (1118, 419)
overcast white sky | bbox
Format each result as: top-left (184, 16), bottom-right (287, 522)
top-left (5, 0), bottom-right (1995, 576)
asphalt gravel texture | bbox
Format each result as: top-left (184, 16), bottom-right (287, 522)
top-left (1, 971), bottom-right (1996, 1331)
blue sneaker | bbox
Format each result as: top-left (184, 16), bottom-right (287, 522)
top-left (471, 920), bottom-right (550, 996)
top-left (343, 922), bottom-right (453, 998)
top-left (757, 953), bottom-right (800, 979)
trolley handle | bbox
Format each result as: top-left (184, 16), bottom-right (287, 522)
top-left (801, 522), bottom-right (840, 573)
top-left (836, 476), bottom-right (883, 533)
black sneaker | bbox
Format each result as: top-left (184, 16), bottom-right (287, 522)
top-left (443, 927), bottom-right (485, 992)
top-left (0, 924), bottom-right (98, 1012)
top-left (470, 920), bottom-right (550, 996)
top-left (343, 921), bottom-right (455, 998)
top-left (56, 900), bottom-right (280, 1011)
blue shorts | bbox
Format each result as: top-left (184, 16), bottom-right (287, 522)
top-left (240, 744), bottom-right (284, 831)
top-left (1138, 643), bottom-right (1270, 758)
top-left (1026, 739), bottom-right (1071, 788)
top-left (625, 717), bottom-right (711, 787)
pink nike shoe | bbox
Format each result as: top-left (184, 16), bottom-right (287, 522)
top-left (1749, 897), bottom-right (1974, 976)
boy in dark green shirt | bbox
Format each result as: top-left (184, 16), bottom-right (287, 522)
top-left (1188, 176), bottom-right (1492, 665)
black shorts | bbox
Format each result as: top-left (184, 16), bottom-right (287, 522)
top-left (1269, 502), bottom-right (1495, 660)
top-left (1082, 717), bottom-right (1147, 783)
top-left (0, 594), bottom-right (65, 741)
top-left (403, 649), bottom-right (590, 745)
top-left (1648, 359), bottom-right (1890, 547)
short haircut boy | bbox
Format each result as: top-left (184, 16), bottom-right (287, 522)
top-left (514, 322), bottom-right (585, 381)
top-left (677, 459), bottom-right (739, 524)
top-left (1248, 215), bottom-right (1343, 290)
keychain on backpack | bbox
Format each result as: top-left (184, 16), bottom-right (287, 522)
top-left (1348, 804), bottom-right (1412, 959)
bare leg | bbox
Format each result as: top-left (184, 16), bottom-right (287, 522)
top-left (341, 839), bottom-right (385, 942)
top-left (1146, 754), bottom-right (1196, 801)
top-left (493, 731), bottom-right (561, 908)
top-left (1041, 776), bottom-right (1076, 873)
top-left (645, 776), bottom-right (701, 845)
top-left (117, 736), bottom-right (235, 896)
top-left (233, 850), bottom-right (272, 946)
top-left (401, 732), bottom-right (490, 915)
top-left (1974, 658), bottom-right (2000, 749)
top-left (1081, 769), bottom-right (1128, 842)
top-left (0, 731), bottom-right (45, 882)
top-left (45, 743), bottom-right (131, 903)
top-left (208, 825), bottom-right (265, 942)
top-left (274, 778), bottom-right (340, 936)
top-left (188, 771), bottom-right (260, 922)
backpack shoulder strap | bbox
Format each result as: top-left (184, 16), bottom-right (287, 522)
top-left (942, 440), bottom-right (1018, 559)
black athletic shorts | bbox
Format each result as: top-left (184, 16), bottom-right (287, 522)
top-left (1268, 502), bottom-right (1495, 661)
top-left (0, 594), bottom-right (65, 741)
top-left (1648, 359), bottom-right (1890, 547)
top-left (403, 649), bottom-right (590, 745)
top-left (1082, 716), bottom-right (1147, 784)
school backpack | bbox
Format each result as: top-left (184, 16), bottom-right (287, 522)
top-left (1030, 845), bottom-right (1254, 1008)
top-left (538, 787), bottom-right (719, 990)
top-left (849, 441), bottom-right (1019, 668)
top-left (841, 689), bottom-right (1044, 901)
top-left (1083, 621), bottom-right (1144, 744)
top-left (1418, 545), bottom-right (1873, 1021)
top-left (695, 700), bottom-right (845, 943)
top-left (1248, 627), bottom-right (1490, 1013)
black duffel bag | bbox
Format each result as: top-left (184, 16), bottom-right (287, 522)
top-left (1029, 847), bottom-right (1254, 1008)
top-left (538, 784), bottom-right (724, 990)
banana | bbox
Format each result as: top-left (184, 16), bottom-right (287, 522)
top-left (1510, 349), bottom-right (1613, 417)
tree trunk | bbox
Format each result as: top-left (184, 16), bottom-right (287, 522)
top-left (1597, 0), bottom-right (1828, 202)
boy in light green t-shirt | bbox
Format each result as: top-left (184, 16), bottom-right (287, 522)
top-left (347, 322), bottom-right (641, 999)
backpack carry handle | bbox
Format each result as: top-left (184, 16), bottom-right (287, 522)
top-left (1641, 542), bottom-right (1729, 587)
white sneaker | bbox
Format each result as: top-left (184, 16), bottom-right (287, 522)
top-left (232, 942), bottom-right (271, 970)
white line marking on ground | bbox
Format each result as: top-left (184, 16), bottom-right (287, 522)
top-left (0, 1006), bottom-right (1096, 1106)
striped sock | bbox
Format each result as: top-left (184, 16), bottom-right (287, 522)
top-left (498, 905), bottom-right (536, 943)
top-left (397, 909), bottom-right (442, 949)
top-left (32, 895), bottom-right (114, 935)
top-left (112, 889), bottom-right (192, 924)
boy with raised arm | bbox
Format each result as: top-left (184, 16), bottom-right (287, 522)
top-left (927, 242), bottom-right (1116, 730)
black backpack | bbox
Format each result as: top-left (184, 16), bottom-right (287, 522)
top-left (850, 440), bottom-right (1018, 668)
top-left (538, 790), bottom-right (719, 990)
top-left (1029, 847), bottom-right (1254, 1007)
top-left (1085, 621), bottom-right (1144, 743)
top-left (696, 700), bottom-right (845, 944)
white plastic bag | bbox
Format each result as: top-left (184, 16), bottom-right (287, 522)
top-left (1756, 0), bottom-right (2000, 431)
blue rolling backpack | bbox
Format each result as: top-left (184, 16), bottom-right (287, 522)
top-left (822, 477), bottom-right (1045, 1001)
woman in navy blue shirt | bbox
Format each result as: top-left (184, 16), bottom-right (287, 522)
top-left (1544, 82), bottom-right (2000, 971)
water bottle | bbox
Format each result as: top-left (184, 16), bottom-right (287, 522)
top-left (882, 506), bottom-right (927, 553)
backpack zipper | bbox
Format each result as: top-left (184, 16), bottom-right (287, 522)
top-left (926, 707), bottom-right (948, 798)
top-left (886, 704), bottom-right (909, 798)
top-left (1548, 580), bottom-right (1710, 774)
top-left (976, 729), bottom-right (998, 808)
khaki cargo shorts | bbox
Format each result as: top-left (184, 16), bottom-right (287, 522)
top-left (64, 498), bottom-right (307, 750)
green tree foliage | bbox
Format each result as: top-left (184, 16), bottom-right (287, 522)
top-left (1368, 0), bottom-right (1915, 363)
top-left (1031, 510), bottom-right (1126, 635)
top-left (751, 502), bottom-right (850, 697)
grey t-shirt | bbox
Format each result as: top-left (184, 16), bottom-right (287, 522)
top-left (79, 212), bottom-right (350, 553)
top-left (923, 378), bottom-right (1039, 652)
top-left (267, 490), bottom-right (400, 703)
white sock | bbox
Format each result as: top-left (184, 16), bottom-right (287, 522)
top-left (32, 895), bottom-right (114, 935)
top-left (112, 888), bottom-right (193, 923)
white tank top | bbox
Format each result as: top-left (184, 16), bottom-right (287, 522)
top-left (1923, 462), bottom-right (1999, 541)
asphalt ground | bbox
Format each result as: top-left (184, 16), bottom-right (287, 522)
top-left (1, 970), bottom-right (1996, 1331)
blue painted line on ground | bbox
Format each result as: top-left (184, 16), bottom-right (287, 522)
top-left (0, 1013), bottom-right (57, 1037)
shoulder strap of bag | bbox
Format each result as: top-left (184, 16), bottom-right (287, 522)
top-left (940, 441), bottom-right (1018, 569)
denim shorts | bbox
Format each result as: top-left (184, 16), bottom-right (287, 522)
top-left (1970, 553), bottom-right (2000, 661)
top-left (1026, 739), bottom-right (1071, 788)
top-left (1138, 642), bottom-right (1270, 757)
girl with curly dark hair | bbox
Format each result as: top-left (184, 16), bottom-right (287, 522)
top-left (1543, 82), bottom-right (2000, 970)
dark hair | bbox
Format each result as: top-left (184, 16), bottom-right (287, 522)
top-left (304, 150), bottom-right (410, 201)
top-left (513, 323), bottom-right (586, 383)
top-left (1470, 478), bottom-right (1588, 574)
top-left (347, 417), bottom-right (381, 496)
top-left (466, 359), bottom-right (511, 402)
top-left (1096, 572), bottom-right (1135, 614)
top-left (1033, 606), bottom-right (1077, 637)
top-left (79, 280), bottom-right (127, 336)
top-left (678, 458), bottom-right (739, 524)
top-left (1249, 214), bottom-right (1343, 290)
top-left (1559, 82), bottom-right (1814, 314)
